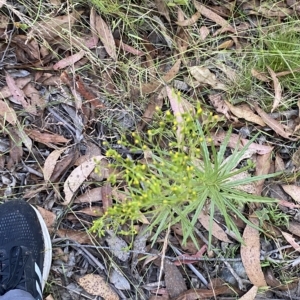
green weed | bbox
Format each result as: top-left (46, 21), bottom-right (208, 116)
top-left (91, 99), bottom-right (279, 248)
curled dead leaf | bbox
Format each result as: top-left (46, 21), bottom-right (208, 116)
top-left (198, 211), bottom-right (232, 243)
top-left (95, 14), bottom-right (117, 60)
top-left (63, 155), bottom-right (106, 205)
top-left (281, 184), bottom-right (300, 203)
top-left (225, 101), bottom-right (266, 126)
top-left (241, 217), bottom-right (267, 287)
top-left (239, 285), bottom-right (258, 300)
top-left (190, 66), bottom-right (227, 90)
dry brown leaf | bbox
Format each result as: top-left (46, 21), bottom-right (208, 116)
top-left (278, 199), bottom-right (300, 209)
top-left (7, 128), bottom-right (22, 169)
top-left (102, 183), bottom-right (113, 212)
top-left (0, 76), bottom-right (32, 100)
top-left (78, 274), bottom-right (119, 300)
top-left (199, 26), bottom-right (210, 40)
top-left (251, 69), bottom-right (270, 82)
top-left (287, 221), bottom-right (300, 238)
top-left (0, 100), bottom-right (17, 125)
top-left (292, 146), bottom-right (300, 168)
top-left (227, 171), bottom-right (257, 194)
top-left (57, 229), bottom-right (93, 244)
top-left (225, 101), bottom-right (266, 126)
top-left (176, 11), bottom-right (201, 26)
top-left (166, 86), bottom-right (193, 142)
top-left (37, 206), bottom-right (56, 232)
top-left (14, 127), bottom-right (32, 151)
top-left (43, 149), bottom-right (65, 181)
top-left (141, 59), bottom-right (181, 95)
top-left (198, 211), bottom-right (232, 243)
top-left (76, 207), bottom-right (104, 217)
top-left (281, 185), bottom-right (300, 203)
top-left (267, 66), bottom-right (282, 112)
top-left (138, 90), bottom-right (164, 130)
top-left (74, 187), bottom-right (103, 204)
top-left (254, 152), bottom-right (272, 195)
top-left (44, 295), bottom-right (55, 300)
top-left (164, 260), bottom-right (187, 298)
top-left (63, 155), bottom-right (106, 205)
top-left (252, 5), bottom-right (293, 17)
top-left (110, 269), bottom-right (130, 291)
top-left (241, 217), bottom-right (267, 287)
top-left (155, 0), bottom-right (171, 23)
top-left (23, 83), bottom-right (46, 110)
top-left (175, 27), bottom-right (189, 60)
top-left (95, 14), bottom-right (117, 60)
top-left (281, 231), bottom-right (300, 252)
top-left (190, 66), bottom-right (227, 90)
top-left (217, 39), bottom-right (234, 50)
top-left (213, 132), bottom-right (273, 155)
top-left (105, 231), bottom-right (130, 261)
top-left (254, 103), bottom-right (297, 141)
top-left (172, 286), bottom-right (232, 300)
top-left (53, 50), bottom-right (85, 70)
top-left (28, 11), bottom-right (82, 41)
top-left (276, 67), bottom-right (300, 77)
top-left (208, 94), bottom-right (230, 119)
top-left (5, 72), bottom-right (36, 115)
top-left (275, 153), bottom-right (285, 172)
top-left (24, 129), bottom-right (70, 145)
top-left (149, 296), bottom-right (169, 300)
top-left (173, 246), bottom-right (207, 265)
top-left (193, 0), bottom-right (235, 33)
top-left (90, 7), bottom-right (99, 46)
top-left (50, 148), bottom-right (78, 182)
top-left (115, 39), bottom-right (145, 56)
top-left (238, 285), bottom-right (258, 300)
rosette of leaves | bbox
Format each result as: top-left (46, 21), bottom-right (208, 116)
top-left (91, 110), bottom-right (278, 247)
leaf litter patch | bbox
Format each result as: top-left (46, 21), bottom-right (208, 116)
top-left (1, 0), bottom-right (300, 299)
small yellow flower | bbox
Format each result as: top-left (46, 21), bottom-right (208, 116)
top-left (155, 106), bottom-right (161, 111)
top-left (166, 110), bottom-right (171, 116)
top-left (197, 108), bottom-right (202, 115)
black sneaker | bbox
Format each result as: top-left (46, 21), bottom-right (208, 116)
top-left (0, 200), bottom-right (52, 300)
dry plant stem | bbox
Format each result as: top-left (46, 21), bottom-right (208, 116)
top-left (268, 109), bottom-right (298, 119)
top-left (22, 162), bottom-right (43, 178)
top-left (158, 225), bottom-right (170, 293)
top-left (47, 107), bottom-right (79, 141)
top-left (194, 228), bottom-right (246, 291)
top-left (170, 245), bottom-right (208, 287)
top-left (53, 282), bottom-right (96, 300)
top-left (71, 243), bottom-right (106, 272)
top-left (55, 243), bottom-right (245, 262)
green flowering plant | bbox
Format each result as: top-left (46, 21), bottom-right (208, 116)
top-left (91, 104), bottom-right (278, 247)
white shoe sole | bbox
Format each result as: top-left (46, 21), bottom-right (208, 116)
top-left (31, 205), bottom-right (53, 290)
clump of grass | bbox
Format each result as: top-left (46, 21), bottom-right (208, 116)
top-left (91, 100), bottom-right (278, 248)
top-left (255, 24), bottom-right (300, 93)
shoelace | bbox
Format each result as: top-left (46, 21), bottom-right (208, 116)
top-left (0, 246), bottom-right (28, 295)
